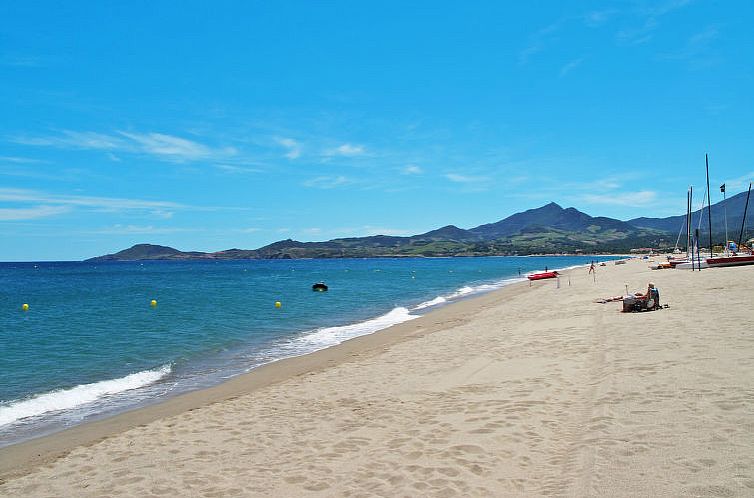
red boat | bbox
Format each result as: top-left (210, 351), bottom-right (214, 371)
top-left (527, 271), bottom-right (559, 281)
top-left (706, 254), bottom-right (754, 268)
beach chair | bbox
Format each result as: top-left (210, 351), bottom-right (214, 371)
top-left (622, 288), bottom-right (661, 312)
top-left (646, 288), bottom-right (660, 311)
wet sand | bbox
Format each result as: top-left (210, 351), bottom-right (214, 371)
top-left (1, 258), bottom-right (753, 496)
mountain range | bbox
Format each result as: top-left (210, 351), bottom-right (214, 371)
top-left (87, 191), bottom-right (754, 261)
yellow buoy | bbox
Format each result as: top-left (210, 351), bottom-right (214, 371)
top-left (150, 299), bottom-right (157, 307)
top-left (22, 303), bottom-right (29, 311)
top-left (274, 301), bottom-right (282, 308)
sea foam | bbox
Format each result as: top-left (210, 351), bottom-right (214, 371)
top-left (0, 364), bottom-right (172, 427)
top-left (293, 306), bottom-right (418, 350)
top-left (412, 278), bottom-right (523, 311)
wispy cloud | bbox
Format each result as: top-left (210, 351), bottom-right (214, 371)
top-left (616, 0), bottom-right (692, 46)
top-left (89, 224), bottom-right (198, 235)
top-left (723, 172), bottom-right (754, 192)
top-left (214, 164), bottom-right (263, 174)
top-left (0, 156), bottom-right (45, 164)
top-left (275, 137), bottom-right (301, 159)
top-left (445, 173), bottom-right (488, 183)
top-left (150, 210), bottom-right (174, 219)
top-left (582, 190), bottom-right (658, 207)
top-left (658, 25), bottom-right (720, 68)
top-left (120, 131), bottom-right (235, 161)
top-left (0, 187), bottom-right (204, 222)
top-left (583, 9), bottom-right (619, 27)
top-left (13, 131), bottom-right (125, 149)
top-left (519, 19), bottom-right (565, 64)
top-left (10, 130), bottom-right (236, 163)
top-left (325, 143), bottom-right (365, 157)
top-left (401, 164), bottom-right (423, 175)
top-left (559, 57), bottom-right (584, 78)
top-left (0, 188), bottom-right (185, 212)
top-left (302, 175), bottom-right (354, 189)
top-left (0, 205), bottom-right (71, 221)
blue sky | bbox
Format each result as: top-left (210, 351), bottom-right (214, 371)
top-left (1, 0), bottom-right (753, 260)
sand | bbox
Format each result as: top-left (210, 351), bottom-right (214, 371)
top-left (1, 258), bottom-right (753, 497)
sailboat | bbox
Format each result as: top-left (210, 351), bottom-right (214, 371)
top-left (675, 155), bottom-right (714, 270)
top-left (668, 186), bottom-right (694, 268)
top-left (706, 181), bottom-right (754, 267)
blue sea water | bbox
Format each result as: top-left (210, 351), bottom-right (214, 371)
top-left (0, 256), bottom-right (616, 446)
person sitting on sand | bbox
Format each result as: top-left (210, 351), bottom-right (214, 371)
top-left (635, 282), bottom-right (660, 310)
top-left (595, 282), bottom-right (656, 305)
top-left (635, 282), bottom-right (656, 300)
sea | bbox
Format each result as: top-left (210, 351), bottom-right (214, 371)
top-left (0, 255), bottom-right (617, 447)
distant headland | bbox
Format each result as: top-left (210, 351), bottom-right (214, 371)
top-left (87, 195), bottom-right (754, 261)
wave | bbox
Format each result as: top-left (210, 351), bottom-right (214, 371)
top-left (292, 306), bottom-right (418, 350)
top-left (0, 364), bottom-right (172, 427)
top-left (413, 296), bottom-right (447, 309)
top-left (411, 278), bottom-right (523, 311)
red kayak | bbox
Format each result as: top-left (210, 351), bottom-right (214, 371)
top-left (527, 271), bottom-right (559, 281)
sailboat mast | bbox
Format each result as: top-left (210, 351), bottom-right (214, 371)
top-left (723, 185), bottom-right (728, 255)
top-left (687, 187), bottom-right (692, 256)
top-left (706, 154), bottom-right (713, 256)
top-left (738, 182), bottom-right (752, 248)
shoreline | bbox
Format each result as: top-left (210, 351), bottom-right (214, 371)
top-left (1, 257), bottom-right (609, 456)
top-left (0, 266), bottom-right (546, 480)
top-left (5, 257), bottom-right (750, 496)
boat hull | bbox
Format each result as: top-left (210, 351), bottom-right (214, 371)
top-left (675, 260), bottom-right (709, 270)
top-left (527, 271), bottom-right (559, 281)
top-left (706, 254), bottom-right (754, 268)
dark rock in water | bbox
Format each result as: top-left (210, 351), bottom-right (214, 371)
top-left (312, 282), bottom-right (328, 292)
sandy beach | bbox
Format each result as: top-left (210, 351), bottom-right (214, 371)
top-left (1, 258), bottom-right (753, 497)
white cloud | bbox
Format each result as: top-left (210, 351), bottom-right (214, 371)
top-left (13, 131), bottom-right (126, 149)
top-left (275, 137), bottom-right (301, 159)
top-left (303, 227), bottom-right (322, 235)
top-left (0, 156), bottom-right (45, 164)
top-left (150, 210), bottom-right (174, 219)
top-left (214, 164), bottom-right (263, 174)
top-left (0, 205), bottom-right (71, 220)
top-left (616, 0), bottom-right (692, 46)
top-left (559, 57), bottom-right (584, 78)
top-left (0, 188), bottom-right (212, 222)
top-left (11, 130), bottom-right (236, 163)
top-left (90, 224), bottom-right (197, 235)
top-left (583, 9), bottom-right (618, 27)
top-left (445, 173), bottom-right (488, 183)
top-left (659, 25), bottom-right (720, 69)
top-left (302, 176), bottom-right (353, 189)
top-left (0, 188), bottom-right (184, 211)
top-left (401, 164), bottom-right (423, 175)
top-left (582, 190), bottom-right (658, 207)
top-left (723, 172), bottom-right (754, 192)
top-left (519, 18), bottom-right (566, 64)
top-left (325, 143), bottom-right (365, 157)
top-left (118, 131), bottom-right (235, 161)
